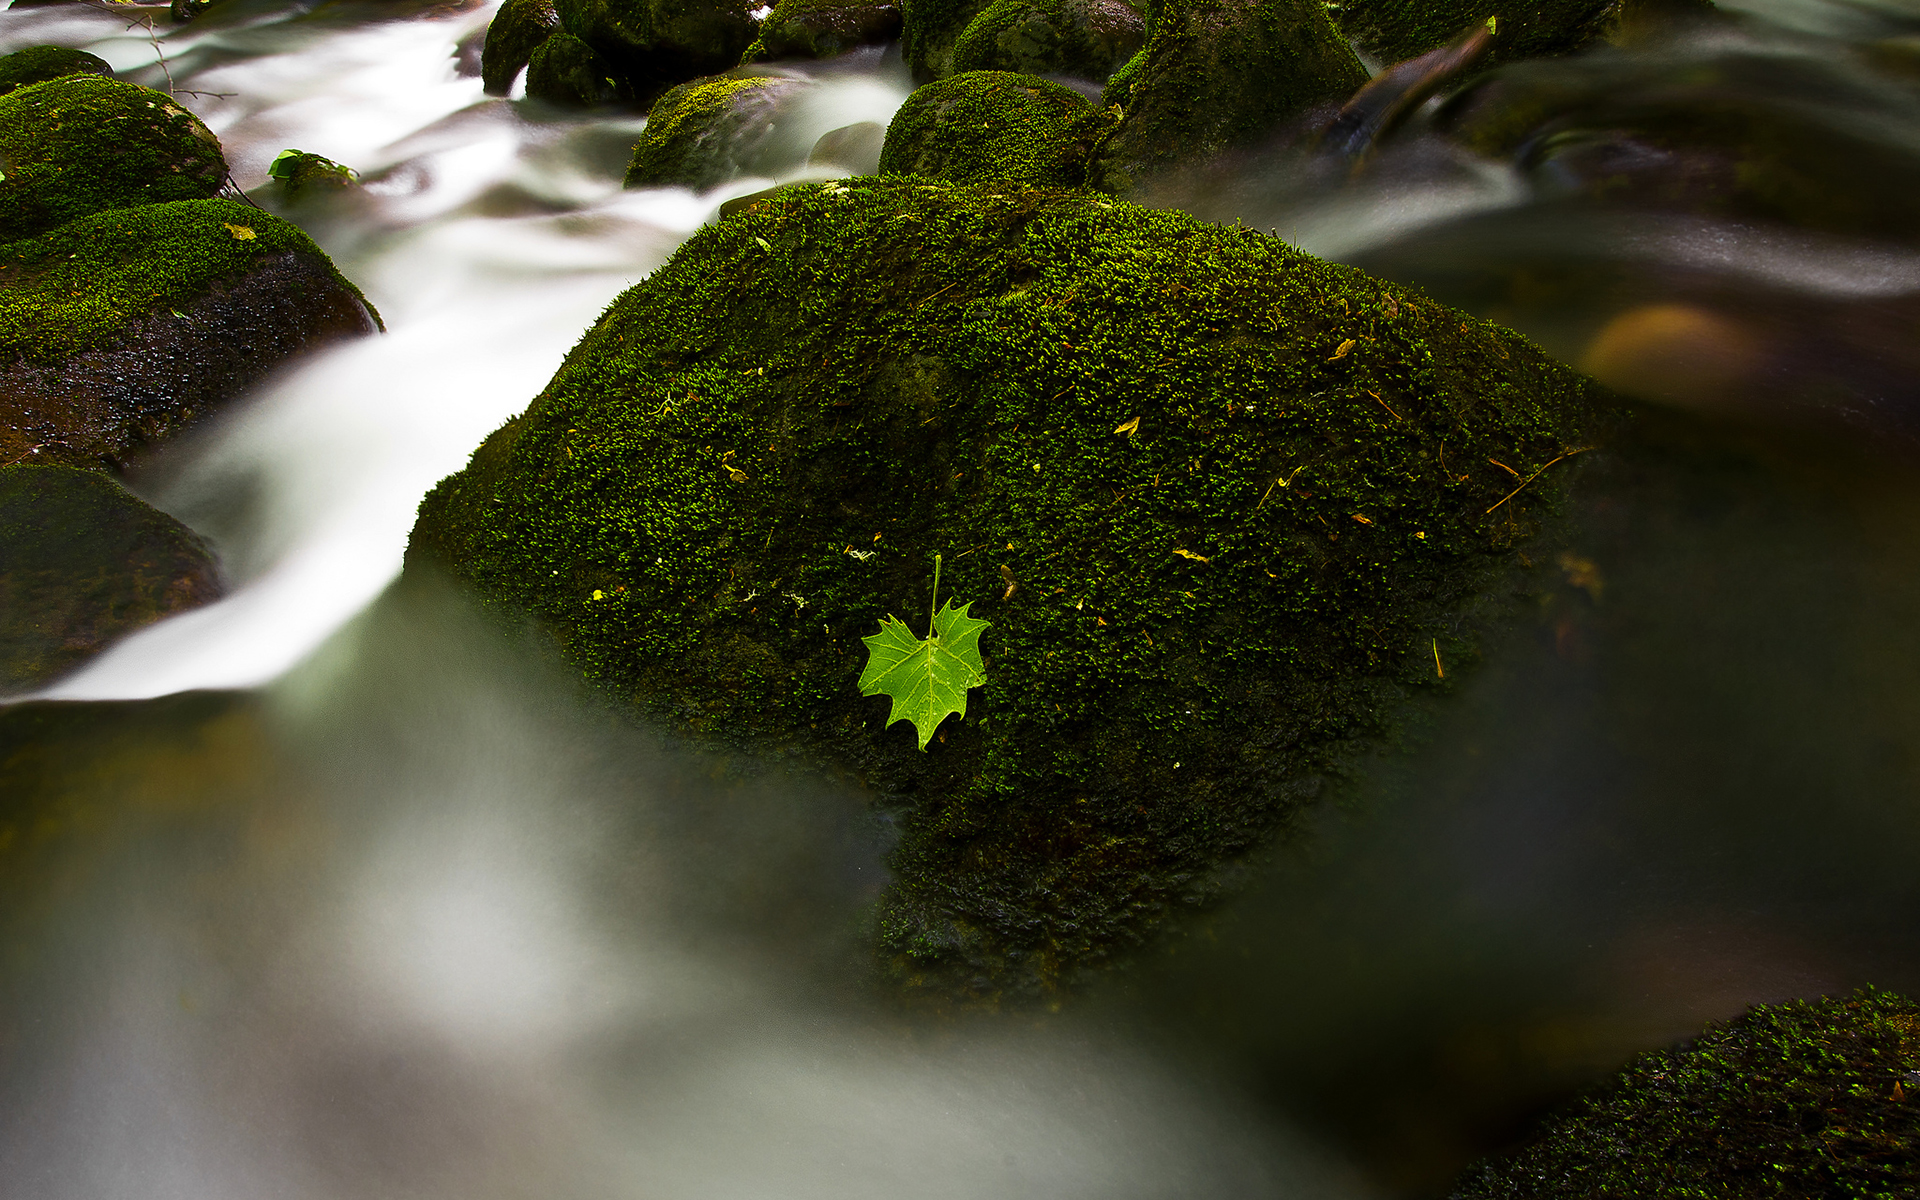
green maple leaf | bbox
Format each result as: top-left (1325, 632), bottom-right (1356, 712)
top-left (858, 557), bottom-right (989, 751)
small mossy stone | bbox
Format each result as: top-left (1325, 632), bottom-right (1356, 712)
top-left (1092, 0), bottom-right (1367, 195)
top-left (0, 46), bottom-right (112, 98)
top-left (555, 0), bottom-right (761, 107)
top-left (525, 30), bottom-right (625, 106)
top-left (754, 0), bottom-right (903, 60)
top-left (951, 0), bottom-right (1145, 83)
top-left (808, 119), bottom-right (887, 172)
top-left (626, 73), bottom-right (807, 190)
top-left (0, 465), bottom-right (222, 692)
top-left (266, 149), bottom-right (359, 207)
top-left (0, 75), bottom-right (228, 244)
top-left (407, 178), bottom-right (1621, 1002)
top-left (902, 0), bottom-right (995, 81)
top-left (877, 71), bottom-right (1114, 186)
top-left (483, 0), bottom-right (561, 94)
top-left (1450, 988), bottom-right (1920, 1197)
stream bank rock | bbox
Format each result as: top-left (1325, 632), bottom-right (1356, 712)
top-left (0, 465), bottom-right (222, 692)
top-left (409, 178), bottom-right (1619, 1002)
top-left (523, 0), bottom-right (762, 107)
top-left (483, 0), bottom-right (561, 94)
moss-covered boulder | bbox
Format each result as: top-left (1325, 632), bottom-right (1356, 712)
top-left (1451, 988), bottom-right (1920, 1197)
top-left (482, 0), bottom-right (561, 95)
top-left (526, 30), bottom-right (624, 106)
top-left (1091, 0), bottom-right (1367, 195)
top-left (409, 178), bottom-right (1618, 1001)
top-left (950, 0), bottom-right (1145, 83)
top-left (878, 71), bottom-right (1117, 186)
top-left (1336, 0), bottom-right (1715, 71)
top-left (0, 75), bottom-right (227, 244)
top-left (554, 0), bottom-right (761, 107)
top-left (625, 73), bottom-right (809, 190)
top-left (744, 0), bottom-right (903, 62)
top-left (0, 200), bottom-right (380, 472)
top-left (902, 0), bottom-right (992, 81)
top-left (0, 465), bottom-right (222, 693)
top-left (0, 46), bottom-right (112, 98)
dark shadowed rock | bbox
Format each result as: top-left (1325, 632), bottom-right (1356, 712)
top-left (482, 0), bottom-right (561, 94)
top-left (745, 0), bottom-right (903, 61)
top-left (625, 73), bottom-right (811, 189)
top-left (878, 70), bottom-right (1117, 186)
top-left (950, 0), bottom-right (1144, 83)
top-left (554, 0), bottom-right (761, 107)
top-left (0, 46), bottom-right (112, 97)
top-left (526, 30), bottom-right (625, 106)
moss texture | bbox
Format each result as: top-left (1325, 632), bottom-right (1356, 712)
top-left (0, 465), bottom-right (222, 692)
top-left (903, 0), bottom-right (995, 81)
top-left (0, 75), bottom-right (227, 245)
top-left (951, 0), bottom-right (1146, 82)
top-left (482, 0), bottom-right (561, 94)
top-left (555, 0), bottom-right (761, 106)
top-left (625, 74), bottom-right (801, 190)
top-left (1092, 0), bottom-right (1368, 195)
top-left (0, 198), bottom-right (377, 365)
top-left (1452, 989), bottom-right (1920, 1198)
top-left (0, 46), bottom-right (112, 98)
top-left (878, 71), bottom-right (1119, 187)
top-left (410, 178), bottom-right (1619, 1002)
top-left (745, 0), bottom-right (904, 61)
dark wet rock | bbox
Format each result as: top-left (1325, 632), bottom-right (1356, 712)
top-left (408, 177), bottom-right (1618, 1003)
top-left (554, 0), bottom-right (761, 108)
top-left (0, 465), bottom-right (222, 692)
top-left (0, 75), bottom-right (227, 244)
top-left (877, 70), bottom-right (1117, 186)
top-left (950, 0), bottom-right (1144, 83)
top-left (266, 149), bottom-right (360, 207)
top-left (902, 0), bottom-right (993, 80)
top-left (1090, 0), bottom-right (1367, 195)
top-left (526, 30), bottom-right (624, 106)
top-left (0, 46), bottom-right (112, 97)
top-left (744, 0), bottom-right (903, 62)
top-left (808, 119), bottom-right (887, 172)
top-left (625, 72), bottom-right (810, 190)
top-left (0, 200), bottom-right (380, 473)
top-left (483, 0), bottom-right (561, 94)
top-left (1450, 989), bottom-right (1920, 1198)
top-left (1335, 0), bottom-right (1716, 71)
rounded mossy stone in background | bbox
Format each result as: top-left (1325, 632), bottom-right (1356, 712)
top-left (0, 465), bottom-right (222, 693)
top-left (902, 0), bottom-right (994, 81)
top-left (808, 119), bottom-right (888, 172)
top-left (0, 75), bottom-right (228, 244)
top-left (482, 0), bottom-right (561, 94)
top-left (1333, 0), bottom-right (1714, 70)
top-left (877, 71), bottom-right (1117, 187)
top-left (555, 0), bottom-right (760, 107)
top-left (1450, 988), bottom-right (1920, 1198)
top-left (408, 178), bottom-right (1622, 1003)
top-left (625, 73), bottom-right (808, 190)
top-left (525, 30), bottom-right (624, 106)
top-left (747, 0), bottom-right (903, 61)
top-left (1091, 0), bottom-right (1367, 195)
top-left (266, 149), bottom-right (359, 207)
top-left (951, 0), bottom-right (1145, 83)
top-left (0, 46), bottom-right (112, 98)
top-left (0, 199), bottom-right (381, 472)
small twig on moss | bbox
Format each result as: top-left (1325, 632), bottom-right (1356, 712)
top-left (2, 440), bottom-right (71, 468)
top-left (1484, 447), bottom-right (1591, 516)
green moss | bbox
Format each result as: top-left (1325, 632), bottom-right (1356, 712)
top-left (625, 74), bottom-right (793, 190)
top-left (554, 0), bottom-right (760, 105)
top-left (526, 30), bottom-right (623, 106)
top-left (1330, 0), bottom-right (1642, 68)
top-left (0, 75), bottom-right (227, 245)
top-left (951, 0), bottom-right (1146, 81)
top-left (750, 0), bottom-right (905, 60)
top-left (410, 178), bottom-right (1620, 1002)
top-left (903, 0), bottom-right (995, 80)
top-left (0, 198), bottom-right (378, 364)
top-left (878, 71), bottom-right (1120, 187)
top-left (0, 46), bottom-right (112, 98)
top-left (267, 149), bottom-right (358, 206)
top-left (482, 0), bottom-right (561, 95)
top-left (1452, 988), bottom-right (1920, 1198)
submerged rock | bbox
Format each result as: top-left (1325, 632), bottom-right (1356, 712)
top-left (625, 72), bottom-right (809, 190)
top-left (744, 0), bottom-right (903, 62)
top-left (410, 178), bottom-right (1617, 1002)
top-left (482, 0), bottom-right (561, 95)
top-left (0, 200), bottom-right (381, 472)
top-left (266, 149), bottom-right (360, 208)
top-left (877, 71), bottom-right (1117, 186)
top-left (950, 0), bottom-right (1145, 83)
top-left (0, 46), bottom-right (112, 97)
top-left (0, 74), bottom-right (228, 244)
top-left (1450, 988), bottom-right (1920, 1197)
top-left (0, 465), bottom-right (222, 692)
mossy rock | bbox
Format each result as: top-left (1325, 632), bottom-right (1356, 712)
top-left (1332, 0), bottom-right (1714, 70)
top-left (0, 465), bottom-right (222, 693)
top-left (0, 199), bottom-right (380, 472)
top-left (902, 0), bottom-right (994, 81)
top-left (0, 75), bottom-right (228, 244)
top-left (526, 30), bottom-right (624, 106)
top-left (0, 46), bottom-right (112, 98)
top-left (266, 149), bottom-right (359, 207)
top-left (555, 0), bottom-right (761, 107)
top-left (746, 0), bottom-right (903, 61)
top-left (1092, 0), bottom-right (1366, 194)
top-left (951, 0), bottom-right (1145, 83)
top-left (1451, 988), bottom-right (1920, 1197)
top-left (482, 0), bottom-right (561, 94)
top-left (626, 73), bottom-right (809, 190)
top-left (409, 178), bottom-right (1620, 1001)
top-left (877, 71), bottom-right (1118, 187)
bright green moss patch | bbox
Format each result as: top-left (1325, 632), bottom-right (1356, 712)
top-left (410, 178), bottom-right (1620, 1002)
top-left (0, 46), bottom-right (113, 98)
top-left (0, 74), bottom-right (227, 244)
top-left (1452, 988), bottom-right (1920, 1198)
top-left (878, 71), bottom-right (1118, 187)
top-left (0, 198), bottom-right (377, 364)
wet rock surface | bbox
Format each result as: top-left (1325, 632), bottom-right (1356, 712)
top-left (950, 0), bottom-right (1145, 83)
top-left (747, 0), bottom-right (903, 61)
top-left (625, 72), bottom-right (811, 189)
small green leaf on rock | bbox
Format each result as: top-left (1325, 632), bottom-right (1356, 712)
top-left (858, 555), bottom-right (988, 751)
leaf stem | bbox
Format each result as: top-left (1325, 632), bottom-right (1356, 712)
top-left (929, 553), bottom-right (943, 637)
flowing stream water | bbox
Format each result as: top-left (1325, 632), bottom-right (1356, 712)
top-left (5, 1), bottom-right (1920, 1196)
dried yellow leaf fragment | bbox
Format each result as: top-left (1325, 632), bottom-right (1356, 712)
top-left (223, 223), bottom-right (255, 241)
